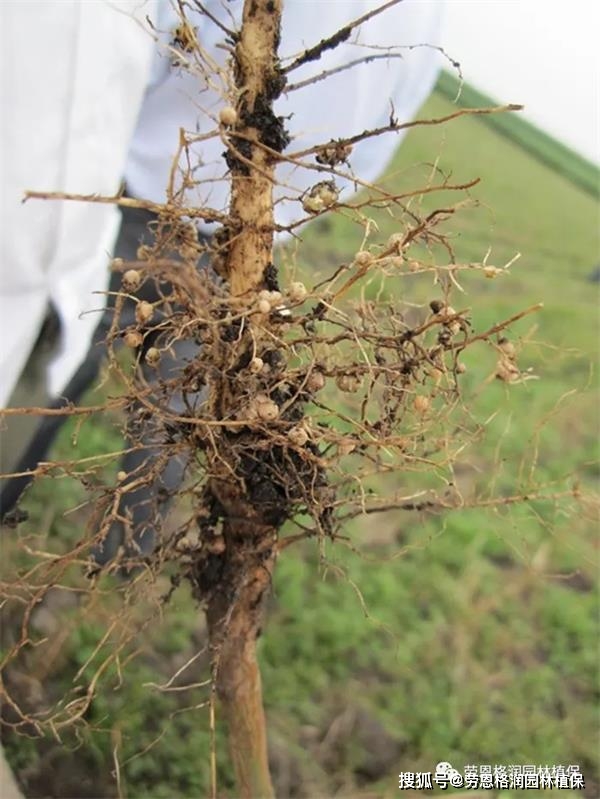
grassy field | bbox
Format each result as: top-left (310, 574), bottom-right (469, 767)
top-left (2, 85), bottom-right (599, 799)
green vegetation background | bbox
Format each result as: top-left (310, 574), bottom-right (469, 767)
top-left (3, 84), bottom-right (599, 798)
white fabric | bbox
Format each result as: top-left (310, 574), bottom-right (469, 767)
top-left (0, 0), bottom-right (158, 407)
top-left (126, 0), bottom-right (443, 227)
top-left (0, 0), bottom-right (442, 408)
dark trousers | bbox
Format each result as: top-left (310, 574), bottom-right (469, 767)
top-left (0, 204), bottom-right (206, 566)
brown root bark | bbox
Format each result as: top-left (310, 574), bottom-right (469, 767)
top-left (206, 516), bottom-right (276, 799)
top-left (202, 2), bottom-right (285, 796)
top-left (222, 0), bottom-right (285, 297)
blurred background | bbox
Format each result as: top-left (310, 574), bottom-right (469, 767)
top-left (443, 0), bottom-right (599, 165)
top-left (1, 1), bottom-right (598, 797)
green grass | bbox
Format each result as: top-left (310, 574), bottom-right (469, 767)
top-left (2, 89), bottom-right (599, 798)
top-left (435, 70), bottom-right (600, 200)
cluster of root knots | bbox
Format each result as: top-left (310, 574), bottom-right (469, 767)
top-left (186, 384), bottom-right (332, 604)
